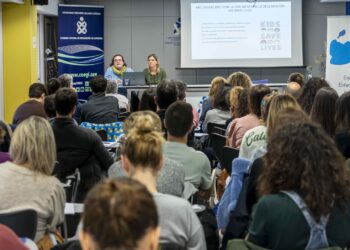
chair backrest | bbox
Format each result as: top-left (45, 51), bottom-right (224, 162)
top-left (222, 146), bottom-right (240, 175)
top-left (211, 133), bottom-right (227, 163)
top-left (207, 122), bottom-right (227, 135)
top-left (0, 209), bottom-right (37, 240)
top-left (159, 242), bottom-right (185, 250)
top-left (118, 111), bottom-right (130, 122)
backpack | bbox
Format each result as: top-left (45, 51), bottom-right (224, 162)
top-left (281, 190), bottom-right (329, 250)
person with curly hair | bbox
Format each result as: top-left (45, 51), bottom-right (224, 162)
top-left (297, 77), bottom-right (329, 114)
top-left (248, 122), bottom-right (350, 249)
top-left (227, 71), bottom-right (252, 89)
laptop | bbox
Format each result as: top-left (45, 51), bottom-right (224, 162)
top-left (123, 72), bottom-right (145, 86)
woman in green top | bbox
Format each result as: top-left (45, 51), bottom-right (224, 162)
top-left (143, 54), bottom-right (167, 85)
top-left (248, 122), bottom-right (350, 249)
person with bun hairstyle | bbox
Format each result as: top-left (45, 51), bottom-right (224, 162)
top-left (143, 54), bottom-right (167, 85)
top-left (120, 112), bottom-right (206, 249)
top-left (80, 178), bottom-right (160, 250)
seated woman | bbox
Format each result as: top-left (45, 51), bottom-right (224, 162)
top-left (202, 82), bottom-right (232, 133)
top-left (334, 91), bottom-right (350, 159)
top-left (108, 111), bottom-right (185, 197)
top-left (227, 85), bottom-right (271, 148)
top-left (0, 116), bottom-right (65, 243)
top-left (248, 122), bottom-right (350, 249)
top-left (143, 54), bottom-right (167, 85)
top-left (105, 54), bottom-right (134, 96)
top-left (310, 87), bottom-right (338, 137)
top-left (120, 113), bottom-right (206, 248)
top-left (80, 178), bottom-right (160, 250)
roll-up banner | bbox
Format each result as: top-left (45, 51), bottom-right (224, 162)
top-left (58, 5), bottom-right (104, 99)
top-left (326, 16), bottom-right (350, 95)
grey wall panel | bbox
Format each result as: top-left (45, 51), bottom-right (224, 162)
top-left (303, 0), bottom-right (345, 15)
top-left (163, 17), bottom-right (180, 80)
top-left (104, 17), bottom-right (132, 70)
top-left (102, 0), bottom-right (131, 17)
top-left (131, 0), bottom-right (164, 17)
top-left (131, 17), bottom-right (164, 71)
top-left (196, 69), bottom-right (228, 85)
top-left (164, 0), bottom-right (180, 17)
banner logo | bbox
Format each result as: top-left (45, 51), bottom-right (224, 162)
top-left (77, 17), bottom-right (87, 35)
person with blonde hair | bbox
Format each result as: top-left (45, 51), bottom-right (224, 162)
top-left (0, 116), bottom-right (65, 243)
top-left (80, 178), bottom-right (160, 250)
top-left (120, 112), bottom-right (206, 249)
top-left (108, 110), bottom-right (185, 197)
top-left (227, 71), bottom-right (252, 89)
top-left (143, 54), bottom-right (167, 85)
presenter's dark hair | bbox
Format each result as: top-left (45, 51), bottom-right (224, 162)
top-left (139, 88), bottom-right (157, 112)
top-left (175, 80), bottom-right (187, 100)
top-left (89, 75), bottom-right (107, 93)
top-left (335, 91), bottom-right (350, 133)
top-left (82, 177), bottom-right (158, 250)
top-left (54, 88), bottom-right (77, 116)
top-left (29, 83), bottom-right (46, 98)
top-left (213, 83), bottom-right (231, 111)
top-left (47, 78), bottom-right (60, 95)
top-left (249, 84), bottom-right (271, 118)
top-left (156, 79), bottom-right (178, 110)
top-left (297, 77), bottom-right (329, 114)
top-left (165, 101), bottom-right (193, 137)
top-left (110, 54), bottom-right (127, 67)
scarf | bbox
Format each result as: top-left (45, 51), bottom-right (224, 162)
top-left (112, 65), bottom-right (127, 76)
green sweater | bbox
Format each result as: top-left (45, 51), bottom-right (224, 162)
top-left (143, 67), bottom-right (167, 85)
top-left (248, 193), bottom-right (350, 249)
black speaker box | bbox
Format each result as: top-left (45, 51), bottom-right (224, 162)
top-left (33, 0), bottom-right (48, 5)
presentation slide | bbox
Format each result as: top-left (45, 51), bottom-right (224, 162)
top-left (191, 2), bottom-right (291, 60)
top-left (180, 0), bottom-right (303, 68)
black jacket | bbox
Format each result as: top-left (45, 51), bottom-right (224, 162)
top-left (80, 93), bottom-right (119, 124)
top-left (51, 118), bottom-right (113, 191)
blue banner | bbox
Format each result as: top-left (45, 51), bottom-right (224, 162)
top-left (58, 5), bottom-right (104, 99)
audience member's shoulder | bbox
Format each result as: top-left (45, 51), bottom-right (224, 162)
top-left (154, 192), bottom-right (192, 210)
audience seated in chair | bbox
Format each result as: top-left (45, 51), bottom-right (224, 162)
top-left (335, 91), bottom-right (350, 159)
top-left (51, 88), bottom-right (113, 201)
top-left (120, 114), bottom-right (206, 249)
top-left (0, 116), bottom-right (65, 243)
top-left (202, 82), bottom-right (232, 133)
top-left (247, 122), bottom-right (350, 249)
top-left (80, 76), bottom-right (119, 124)
top-left (163, 101), bottom-right (212, 196)
top-left (105, 80), bottom-right (129, 112)
top-left (12, 82), bottom-right (47, 125)
top-left (80, 178), bottom-right (160, 250)
top-left (139, 88), bottom-right (157, 112)
top-left (227, 84), bottom-right (271, 148)
top-left (58, 74), bottom-right (82, 124)
top-left (108, 111), bottom-right (185, 197)
top-left (155, 79), bottom-right (178, 132)
top-left (310, 87), bottom-right (338, 137)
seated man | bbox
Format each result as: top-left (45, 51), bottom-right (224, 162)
top-left (13, 83), bottom-right (47, 125)
top-left (163, 101), bottom-right (212, 192)
top-left (51, 88), bottom-right (113, 201)
top-left (81, 76), bottom-right (119, 124)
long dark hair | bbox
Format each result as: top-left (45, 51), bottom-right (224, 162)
top-left (297, 77), bottom-right (329, 114)
top-left (335, 91), bottom-right (350, 133)
top-left (260, 122), bottom-right (350, 221)
top-left (310, 87), bottom-right (338, 136)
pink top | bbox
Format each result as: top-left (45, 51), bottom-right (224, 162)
top-left (227, 113), bottom-right (260, 148)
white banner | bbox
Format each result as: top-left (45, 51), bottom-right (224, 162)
top-left (326, 16), bottom-right (350, 95)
